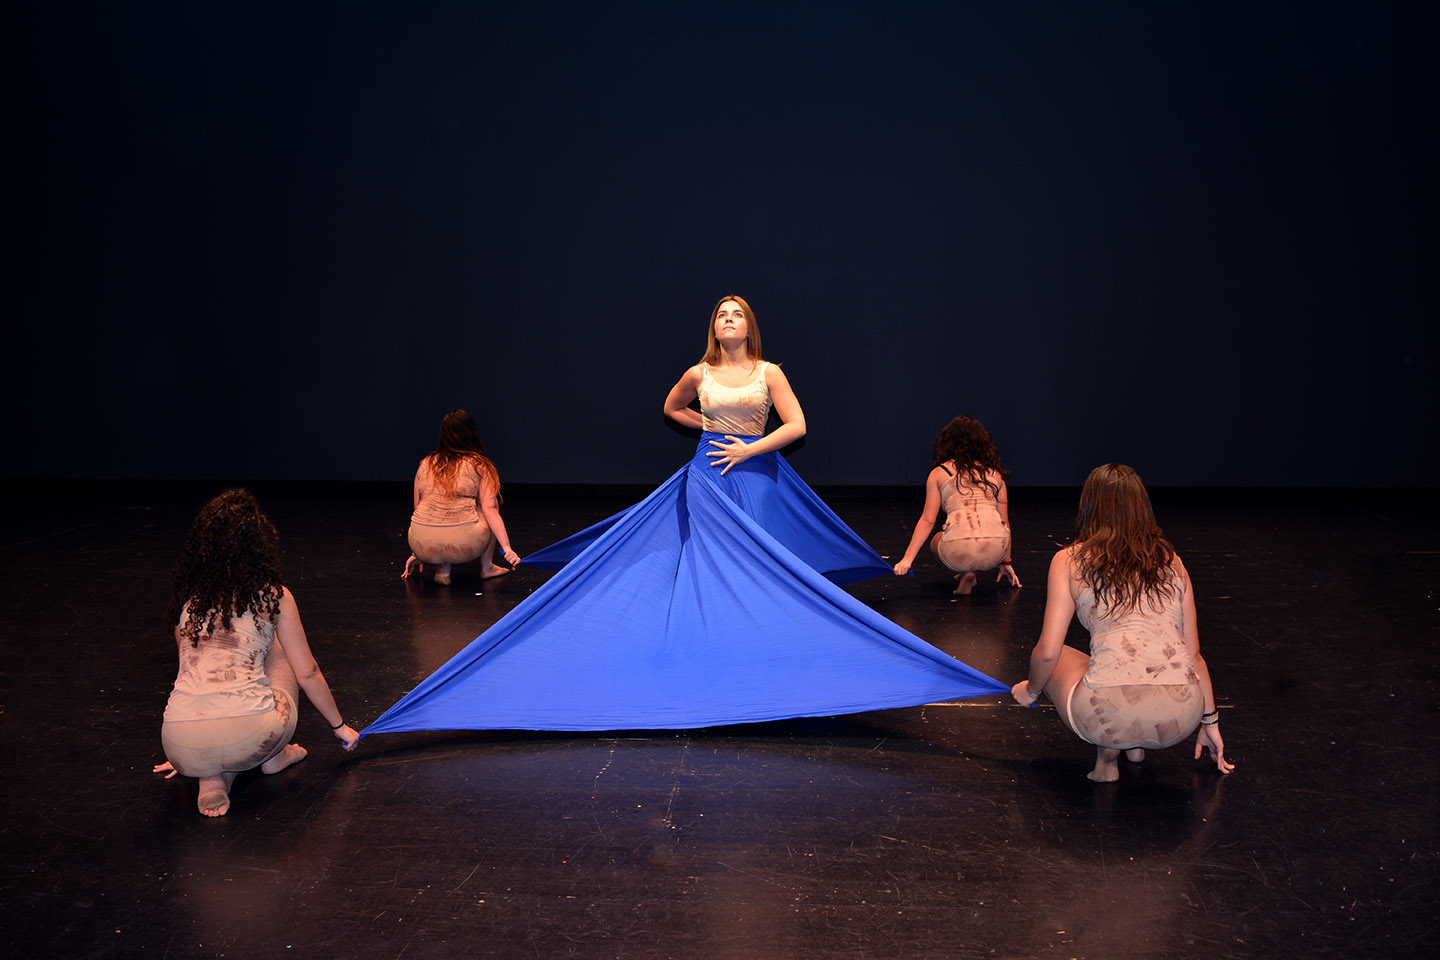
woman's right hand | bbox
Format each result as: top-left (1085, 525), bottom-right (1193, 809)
top-left (893, 560), bottom-right (912, 576)
top-left (333, 724), bottom-right (360, 752)
top-left (1195, 722), bottom-right (1234, 774)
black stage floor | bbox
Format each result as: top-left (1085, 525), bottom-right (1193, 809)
top-left (1, 481), bottom-right (1435, 959)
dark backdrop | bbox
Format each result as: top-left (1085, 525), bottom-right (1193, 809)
top-left (11, 1), bottom-right (1436, 487)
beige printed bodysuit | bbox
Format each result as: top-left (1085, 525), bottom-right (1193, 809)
top-left (160, 604), bottom-right (298, 777)
top-left (407, 456), bottom-right (495, 565)
top-left (928, 464), bottom-right (1010, 572)
top-left (1063, 564), bottom-right (1204, 750)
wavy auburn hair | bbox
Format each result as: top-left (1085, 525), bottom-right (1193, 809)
top-left (426, 409), bottom-right (500, 499)
top-left (931, 416), bottom-right (1007, 498)
top-left (166, 488), bottom-right (284, 646)
top-left (699, 295), bottom-right (764, 365)
top-left (1071, 464), bottom-right (1177, 614)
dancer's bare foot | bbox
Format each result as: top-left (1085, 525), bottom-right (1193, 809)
top-left (952, 571), bottom-right (977, 596)
top-left (402, 555), bottom-right (422, 580)
top-left (1087, 747), bottom-right (1122, 782)
top-left (433, 562), bottom-right (452, 586)
top-left (479, 564), bottom-right (511, 579)
top-left (1125, 748), bottom-right (1146, 763)
top-left (197, 771), bottom-right (237, 816)
top-left (260, 743), bottom-right (308, 775)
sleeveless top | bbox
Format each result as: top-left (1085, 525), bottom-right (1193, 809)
top-left (1073, 563), bottom-right (1199, 687)
top-left (937, 465), bottom-right (1008, 539)
top-left (412, 456), bottom-right (487, 526)
top-left (698, 361), bottom-right (771, 436)
top-left (163, 603), bottom-right (278, 721)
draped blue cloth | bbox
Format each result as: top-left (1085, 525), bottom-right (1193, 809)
top-left (361, 435), bottom-right (1007, 736)
top-left (525, 435), bottom-right (894, 586)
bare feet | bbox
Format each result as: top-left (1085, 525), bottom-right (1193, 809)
top-left (260, 742), bottom-right (308, 775)
top-left (952, 571), bottom-right (977, 596)
top-left (197, 771), bottom-right (237, 816)
top-left (1087, 747), bottom-right (1122, 782)
top-left (402, 555), bottom-right (422, 580)
top-left (1125, 748), bottom-right (1146, 763)
top-left (434, 562), bottom-right (452, 586)
top-left (479, 564), bottom-right (512, 579)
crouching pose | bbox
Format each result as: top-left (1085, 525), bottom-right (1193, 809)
top-left (893, 416), bottom-right (1019, 594)
top-left (1012, 465), bottom-right (1233, 782)
top-left (155, 489), bottom-right (358, 816)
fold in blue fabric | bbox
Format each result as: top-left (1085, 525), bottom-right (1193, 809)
top-left (525, 434), bottom-right (894, 586)
top-left (361, 435), bottom-right (1008, 736)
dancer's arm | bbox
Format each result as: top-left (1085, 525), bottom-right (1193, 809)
top-left (478, 476), bottom-right (520, 566)
top-left (276, 588), bottom-right (359, 750)
top-left (413, 460), bottom-right (427, 509)
top-left (994, 476), bottom-right (1021, 587)
top-left (1013, 549), bottom-right (1076, 705)
top-left (663, 366), bottom-right (705, 430)
top-left (1179, 558), bottom-right (1234, 774)
top-left (894, 468), bottom-right (944, 575)
top-left (706, 365), bottom-right (807, 474)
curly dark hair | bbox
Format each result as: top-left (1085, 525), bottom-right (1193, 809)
top-left (166, 488), bottom-right (284, 646)
top-left (1071, 464), bottom-right (1178, 614)
top-left (930, 416), bottom-right (1007, 498)
top-left (426, 409), bottom-right (501, 500)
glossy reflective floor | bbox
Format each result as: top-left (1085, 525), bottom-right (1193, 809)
top-left (1, 481), bottom-right (1435, 959)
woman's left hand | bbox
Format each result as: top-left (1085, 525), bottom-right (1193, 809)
top-left (997, 562), bottom-right (1022, 588)
top-left (706, 435), bottom-right (753, 475)
top-left (153, 761), bottom-right (178, 779)
top-left (1010, 680), bottom-right (1040, 707)
top-left (501, 546), bottom-right (521, 567)
top-left (1195, 722), bottom-right (1234, 775)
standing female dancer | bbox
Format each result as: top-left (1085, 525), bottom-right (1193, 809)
top-left (361, 296), bottom-right (1006, 737)
top-left (892, 415), bottom-right (1020, 594)
top-left (1011, 464), bottom-right (1233, 782)
top-left (402, 408), bottom-right (520, 585)
top-left (523, 293), bottom-right (896, 586)
top-left (663, 296), bottom-right (804, 478)
top-left (154, 489), bottom-right (358, 816)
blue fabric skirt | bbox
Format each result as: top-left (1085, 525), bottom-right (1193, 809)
top-left (525, 434), bottom-right (894, 585)
top-left (361, 435), bottom-right (1007, 735)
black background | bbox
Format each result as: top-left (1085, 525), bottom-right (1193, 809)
top-left (12, 1), bottom-right (1436, 486)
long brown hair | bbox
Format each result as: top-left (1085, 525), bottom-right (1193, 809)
top-left (426, 409), bottom-right (500, 498)
top-left (166, 488), bottom-right (284, 646)
top-left (930, 416), bottom-right (1007, 498)
top-left (699, 295), bottom-right (764, 365)
top-left (1071, 464), bottom-right (1177, 613)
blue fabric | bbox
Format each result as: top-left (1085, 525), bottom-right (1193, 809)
top-left (525, 435), bottom-right (894, 586)
top-left (361, 436), bottom-right (1007, 736)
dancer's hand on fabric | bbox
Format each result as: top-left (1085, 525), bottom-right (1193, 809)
top-left (333, 724), bottom-right (360, 751)
top-left (153, 761), bottom-right (178, 779)
top-left (997, 562), bottom-right (1021, 588)
top-left (1010, 680), bottom-right (1040, 707)
top-left (1195, 722), bottom-right (1234, 774)
top-left (706, 435), bottom-right (752, 475)
top-left (893, 559), bottom-right (913, 576)
top-left (501, 546), bottom-right (521, 567)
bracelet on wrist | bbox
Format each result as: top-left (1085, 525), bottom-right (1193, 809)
top-left (1026, 687), bottom-right (1043, 701)
top-left (330, 718), bottom-right (345, 729)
